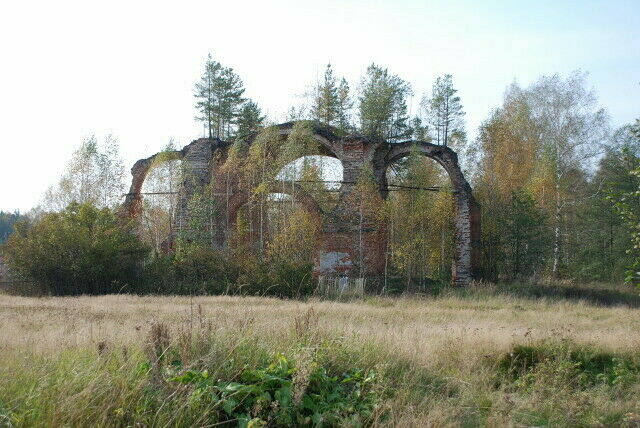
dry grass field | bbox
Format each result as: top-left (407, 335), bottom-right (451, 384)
top-left (2, 283), bottom-right (640, 426)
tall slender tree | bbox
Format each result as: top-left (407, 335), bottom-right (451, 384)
top-left (194, 54), bottom-right (222, 139)
top-left (336, 77), bottom-right (353, 133)
top-left (608, 119), bottom-right (640, 285)
top-left (217, 66), bottom-right (245, 138)
top-left (194, 54), bottom-right (246, 139)
top-left (423, 74), bottom-right (465, 147)
top-left (525, 72), bottom-right (609, 276)
top-left (311, 64), bottom-right (339, 126)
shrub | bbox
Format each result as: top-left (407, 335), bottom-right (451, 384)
top-left (499, 341), bottom-right (640, 388)
top-left (168, 353), bottom-right (382, 427)
top-left (140, 246), bottom-right (240, 295)
top-left (3, 202), bottom-right (149, 295)
top-left (235, 257), bottom-right (315, 298)
top-left (173, 245), bottom-right (240, 294)
top-left (139, 248), bottom-right (314, 298)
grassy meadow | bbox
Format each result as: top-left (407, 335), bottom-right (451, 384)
top-left (2, 282), bottom-right (640, 427)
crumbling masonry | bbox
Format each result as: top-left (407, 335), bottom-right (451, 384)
top-left (122, 122), bottom-right (481, 286)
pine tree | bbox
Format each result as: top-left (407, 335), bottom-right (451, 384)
top-left (423, 74), bottom-right (465, 147)
top-left (194, 54), bottom-right (222, 139)
top-left (311, 64), bottom-right (339, 126)
top-left (504, 190), bottom-right (548, 278)
top-left (194, 54), bottom-right (246, 139)
top-left (411, 117), bottom-right (428, 140)
top-left (236, 100), bottom-right (265, 137)
top-left (217, 66), bottom-right (245, 138)
top-left (358, 64), bottom-right (412, 141)
top-left (608, 119), bottom-right (640, 285)
top-left (336, 77), bottom-right (353, 133)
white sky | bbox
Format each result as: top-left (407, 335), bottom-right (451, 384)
top-left (1, 0), bottom-right (639, 212)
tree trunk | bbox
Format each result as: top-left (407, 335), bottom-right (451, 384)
top-left (552, 181), bottom-right (562, 277)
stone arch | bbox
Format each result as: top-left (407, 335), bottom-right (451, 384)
top-left (272, 121), bottom-right (343, 160)
top-left (223, 182), bottom-right (324, 256)
top-left (226, 183), bottom-right (324, 233)
top-left (122, 122), bottom-right (481, 286)
top-left (377, 141), bottom-right (481, 286)
top-left (121, 149), bottom-right (184, 219)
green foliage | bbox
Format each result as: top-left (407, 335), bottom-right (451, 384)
top-left (475, 74), bottom-right (619, 282)
top-left (503, 190), bottom-right (548, 278)
top-left (237, 100), bottom-right (266, 137)
top-left (178, 191), bottom-right (219, 248)
top-left (3, 202), bottom-right (149, 295)
top-left (386, 149), bottom-right (454, 285)
top-left (194, 53), bottom-right (246, 139)
top-left (311, 64), bottom-right (340, 127)
top-left (0, 211), bottom-right (27, 244)
top-left (499, 341), bottom-right (640, 388)
top-left (310, 64), bottom-right (352, 134)
top-left (336, 78), bottom-right (353, 133)
top-left (140, 246), bottom-right (240, 295)
top-left (410, 116), bottom-right (429, 141)
top-left (568, 136), bottom-right (637, 281)
top-left (169, 353), bottom-right (381, 427)
top-left (235, 257), bottom-right (315, 299)
top-left (494, 340), bottom-right (640, 426)
top-left (139, 249), bottom-right (314, 298)
top-left (358, 63), bottom-right (412, 141)
top-left (422, 74), bottom-right (465, 147)
top-left (42, 135), bottom-right (125, 211)
top-left (608, 121), bottom-right (640, 286)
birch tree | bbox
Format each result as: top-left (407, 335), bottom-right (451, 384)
top-left (43, 135), bottom-right (125, 211)
top-left (524, 72), bottom-right (609, 276)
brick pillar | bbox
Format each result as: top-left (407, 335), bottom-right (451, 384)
top-left (174, 139), bottom-right (215, 243)
top-left (314, 139), bottom-right (386, 282)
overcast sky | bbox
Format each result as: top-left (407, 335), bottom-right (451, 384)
top-left (0, 0), bottom-right (638, 212)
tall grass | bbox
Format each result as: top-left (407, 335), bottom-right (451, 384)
top-left (1, 282), bottom-right (640, 426)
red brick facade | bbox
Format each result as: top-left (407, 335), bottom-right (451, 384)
top-left (122, 122), bottom-right (481, 285)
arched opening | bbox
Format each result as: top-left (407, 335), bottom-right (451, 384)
top-left (384, 153), bottom-right (455, 290)
top-left (226, 156), bottom-right (335, 259)
top-left (139, 158), bottom-right (182, 254)
top-left (216, 122), bottom-right (343, 250)
top-left (275, 155), bottom-right (344, 212)
top-left (231, 195), bottom-right (321, 263)
top-left (381, 141), bottom-right (481, 286)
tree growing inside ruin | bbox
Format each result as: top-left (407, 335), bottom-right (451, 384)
top-left (194, 54), bottom-right (246, 139)
top-left (139, 140), bottom-right (182, 255)
top-left (358, 64), bottom-right (412, 141)
top-left (336, 78), bottom-right (353, 133)
top-left (311, 64), bottom-right (353, 134)
top-left (236, 100), bottom-right (265, 137)
top-left (423, 74), bottom-right (465, 147)
top-left (311, 64), bottom-right (339, 127)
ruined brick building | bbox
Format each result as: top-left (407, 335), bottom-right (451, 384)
top-left (122, 122), bottom-right (481, 286)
